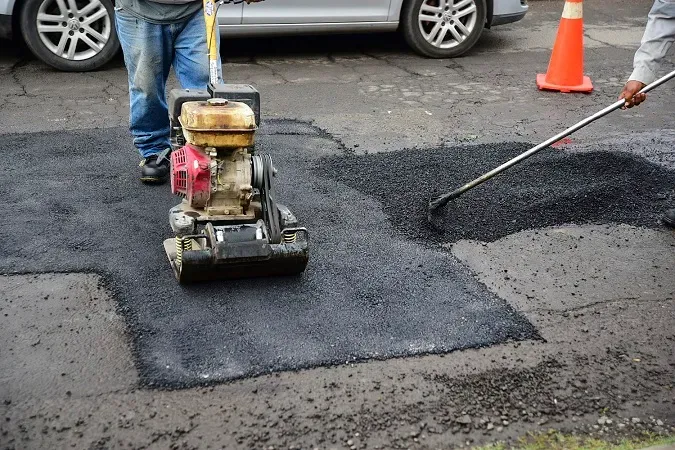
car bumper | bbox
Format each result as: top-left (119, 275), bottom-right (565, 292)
top-left (491, 0), bottom-right (528, 26)
top-left (491, 10), bottom-right (527, 26)
top-left (0, 14), bottom-right (12, 40)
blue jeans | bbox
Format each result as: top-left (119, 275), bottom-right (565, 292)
top-left (115, 8), bottom-right (222, 158)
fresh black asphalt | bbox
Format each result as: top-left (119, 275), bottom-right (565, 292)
top-left (1, 120), bottom-right (613, 389)
top-left (319, 143), bottom-right (675, 244)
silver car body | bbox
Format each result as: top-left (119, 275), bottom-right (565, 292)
top-left (0, 0), bottom-right (13, 16)
top-left (218, 0), bottom-right (527, 35)
top-left (0, 0), bottom-right (527, 44)
top-left (0, 0), bottom-right (13, 38)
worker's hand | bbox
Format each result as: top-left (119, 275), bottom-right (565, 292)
top-left (619, 80), bottom-right (647, 109)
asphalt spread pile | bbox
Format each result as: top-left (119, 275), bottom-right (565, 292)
top-left (0, 123), bottom-right (537, 388)
top-left (317, 143), bottom-right (675, 244)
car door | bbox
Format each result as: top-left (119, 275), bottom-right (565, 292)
top-left (242, 0), bottom-right (392, 24)
top-left (217, 1), bottom-right (243, 25)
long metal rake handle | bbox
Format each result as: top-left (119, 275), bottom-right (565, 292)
top-left (428, 69), bottom-right (675, 211)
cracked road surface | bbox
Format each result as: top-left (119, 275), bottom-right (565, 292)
top-left (1, 0), bottom-right (675, 449)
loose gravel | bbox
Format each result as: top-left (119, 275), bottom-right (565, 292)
top-left (317, 143), bottom-right (675, 244)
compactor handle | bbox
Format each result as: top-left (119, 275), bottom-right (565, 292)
top-left (204, 0), bottom-right (265, 85)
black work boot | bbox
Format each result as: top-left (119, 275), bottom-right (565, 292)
top-left (663, 208), bottom-right (675, 228)
top-left (140, 149), bottom-right (170, 184)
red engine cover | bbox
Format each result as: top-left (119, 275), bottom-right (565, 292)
top-left (171, 144), bottom-right (212, 208)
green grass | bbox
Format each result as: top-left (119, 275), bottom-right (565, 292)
top-left (474, 431), bottom-right (675, 450)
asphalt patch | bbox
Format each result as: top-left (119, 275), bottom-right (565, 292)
top-left (0, 123), bottom-right (537, 388)
top-left (317, 143), bottom-right (675, 244)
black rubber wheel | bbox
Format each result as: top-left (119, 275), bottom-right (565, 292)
top-left (19, 0), bottom-right (119, 72)
top-left (401, 0), bottom-right (486, 58)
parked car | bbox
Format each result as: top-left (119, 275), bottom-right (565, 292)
top-left (0, 0), bottom-right (527, 72)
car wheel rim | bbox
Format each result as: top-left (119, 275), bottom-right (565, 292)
top-left (36, 0), bottom-right (111, 61)
top-left (418, 0), bottom-right (478, 50)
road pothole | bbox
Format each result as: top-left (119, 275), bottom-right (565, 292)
top-left (317, 144), bottom-right (675, 244)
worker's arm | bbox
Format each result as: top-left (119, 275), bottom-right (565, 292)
top-left (620, 0), bottom-right (675, 108)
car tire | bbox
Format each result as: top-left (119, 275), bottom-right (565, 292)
top-left (19, 0), bottom-right (119, 72)
top-left (401, 0), bottom-right (486, 58)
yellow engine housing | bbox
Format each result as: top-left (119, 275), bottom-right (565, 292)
top-left (177, 98), bottom-right (260, 219)
top-left (179, 98), bottom-right (256, 149)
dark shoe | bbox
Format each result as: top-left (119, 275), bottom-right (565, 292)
top-left (140, 149), bottom-right (170, 184)
top-left (663, 208), bottom-right (675, 228)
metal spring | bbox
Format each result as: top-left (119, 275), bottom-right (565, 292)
top-left (175, 237), bottom-right (192, 265)
top-left (175, 237), bottom-right (183, 265)
top-left (283, 232), bottom-right (297, 244)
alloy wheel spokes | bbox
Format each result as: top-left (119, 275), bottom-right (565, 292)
top-left (36, 0), bottom-right (111, 61)
top-left (418, 0), bottom-right (478, 49)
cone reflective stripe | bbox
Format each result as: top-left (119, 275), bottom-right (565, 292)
top-left (536, 0), bottom-right (593, 93)
top-left (562, 2), bottom-right (583, 20)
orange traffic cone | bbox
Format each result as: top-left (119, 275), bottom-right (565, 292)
top-left (536, 0), bottom-right (593, 93)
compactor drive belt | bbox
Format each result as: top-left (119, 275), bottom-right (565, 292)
top-left (259, 154), bottom-right (282, 244)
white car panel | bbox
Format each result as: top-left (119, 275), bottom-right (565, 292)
top-left (217, 1), bottom-right (243, 25)
top-left (0, 0), bottom-right (15, 16)
top-left (241, 0), bottom-right (393, 24)
top-left (387, 0), bottom-right (406, 22)
top-left (494, 0), bottom-right (528, 17)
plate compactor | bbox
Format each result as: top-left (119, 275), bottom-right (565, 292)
top-left (162, 0), bottom-right (307, 283)
top-left (162, 85), bottom-right (309, 283)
